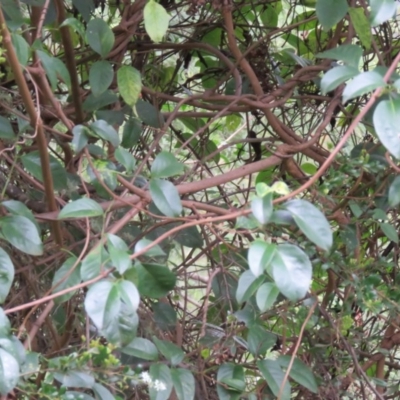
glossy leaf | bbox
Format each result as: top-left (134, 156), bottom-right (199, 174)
top-left (149, 363), bottom-right (173, 400)
top-left (321, 65), bottom-right (359, 94)
top-left (117, 65), bottom-right (142, 106)
top-left (89, 60), bottom-right (114, 97)
top-left (0, 349), bottom-right (19, 395)
top-left (2, 200), bottom-right (39, 232)
top-left (256, 282), bottom-right (280, 312)
top-left (0, 249), bottom-right (14, 304)
top-left (373, 98), bottom-right (400, 159)
top-left (284, 199), bottom-right (332, 250)
top-left (343, 71), bottom-right (386, 103)
top-left (370, 0), bottom-right (397, 26)
top-left (151, 152), bottom-right (184, 178)
top-left (81, 246), bottom-right (109, 282)
top-left (236, 270), bottom-right (265, 304)
top-left (217, 363), bottom-right (245, 400)
top-left (60, 17), bottom-right (86, 38)
top-left (251, 193), bottom-right (273, 225)
top-left (72, 125), bottom-right (91, 152)
top-left (316, 0), bottom-right (348, 30)
top-left (144, 0), bottom-right (170, 43)
top-left (316, 44), bottom-right (363, 68)
top-left (170, 368), bottom-right (195, 400)
top-left (115, 147), bottom-right (136, 173)
top-left (90, 120), bottom-right (120, 147)
top-left (247, 241), bottom-right (276, 277)
top-left (380, 222), bottom-right (399, 243)
top-left (149, 178), bottom-right (182, 217)
top-left (122, 337), bottom-right (158, 360)
top-left (52, 257), bottom-right (81, 304)
top-left (0, 216), bottom-right (43, 256)
top-left (86, 18), bottom-right (114, 57)
top-left (152, 337), bottom-right (184, 366)
top-left (107, 235), bottom-right (131, 274)
top-left (277, 355), bottom-right (318, 393)
top-left (58, 198), bottom-right (104, 219)
top-left (271, 244), bottom-right (312, 301)
top-left (136, 100), bottom-right (165, 128)
top-left (257, 359), bottom-right (291, 400)
top-left (389, 176), bottom-right (400, 207)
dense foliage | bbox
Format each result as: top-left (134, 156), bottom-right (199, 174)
top-left (0, 0), bottom-right (400, 399)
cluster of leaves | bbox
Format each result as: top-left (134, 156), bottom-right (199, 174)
top-left (0, 0), bottom-right (400, 399)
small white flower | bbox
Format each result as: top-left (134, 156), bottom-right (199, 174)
top-left (140, 371), bottom-right (152, 384)
top-left (153, 379), bottom-right (167, 391)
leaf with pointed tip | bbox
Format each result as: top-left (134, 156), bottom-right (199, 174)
top-left (149, 178), bottom-right (182, 217)
top-left (58, 198), bottom-right (104, 219)
top-left (251, 193), bottom-right (273, 225)
top-left (144, 0), bottom-right (171, 43)
top-left (86, 18), bottom-right (114, 57)
top-left (151, 152), bottom-right (184, 178)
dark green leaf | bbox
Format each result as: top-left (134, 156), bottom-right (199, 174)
top-left (0, 117), bottom-right (15, 140)
top-left (72, 125), bottom-right (90, 152)
top-left (373, 98), bottom-right (400, 159)
top-left (217, 363), bottom-right (244, 400)
top-left (257, 359), bottom-right (291, 400)
top-left (247, 325), bottom-right (277, 357)
top-left (316, 44), bottom-right (363, 68)
top-left (316, 0), bottom-right (348, 30)
top-left (86, 18), bottom-right (115, 58)
top-left (348, 7), bottom-right (372, 50)
top-left (380, 222), bottom-right (398, 243)
top-left (90, 120), bottom-right (120, 147)
top-left (117, 65), bottom-right (142, 106)
top-left (0, 249), bottom-right (14, 304)
top-left (60, 17), bottom-right (86, 38)
top-left (137, 263), bottom-right (176, 298)
top-left (343, 71), bottom-right (386, 103)
top-left (149, 363), bottom-right (173, 400)
top-left (53, 370), bottom-right (94, 388)
top-left (173, 225), bottom-right (204, 248)
top-left (71, 0), bottom-right (95, 22)
top-left (122, 117), bottom-right (142, 147)
top-left (271, 244), bottom-right (312, 301)
top-left (11, 33), bottom-right (29, 66)
top-left (151, 152), bottom-right (184, 178)
top-left (115, 147), bottom-right (136, 173)
top-left (83, 90), bottom-right (118, 112)
top-left (122, 337), bottom-right (158, 360)
top-left (236, 270), bottom-right (265, 304)
top-left (284, 199), bottom-right (332, 250)
top-left (135, 239), bottom-right (166, 257)
top-left (170, 368), bottom-right (195, 400)
top-left (89, 60), bottom-right (114, 97)
top-left (136, 100), bottom-right (164, 128)
top-left (52, 257), bottom-right (81, 304)
top-left (152, 337), bottom-right (184, 366)
top-left (2, 200), bottom-right (39, 232)
top-left (149, 178), bottom-right (182, 217)
top-left (0, 215), bottom-right (43, 256)
top-left (389, 176), bottom-right (400, 207)
top-left (58, 198), bottom-right (104, 219)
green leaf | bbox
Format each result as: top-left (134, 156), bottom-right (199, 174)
top-left (320, 65), bottom-right (359, 94)
top-left (370, 0), bottom-right (397, 26)
top-left (143, 0), bottom-right (171, 43)
top-left (380, 222), bottom-right (399, 243)
top-left (170, 368), bottom-right (195, 400)
top-left (247, 325), bottom-right (277, 357)
top-left (316, 44), bottom-right (363, 68)
top-left (2, 200), bottom-right (39, 232)
top-left (257, 359), bottom-right (291, 400)
top-left (251, 193), bottom-right (273, 225)
top-left (0, 349), bottom-right (19, 395)
top-left (256, 282), bottom-right (280, 312)
top-left (0, 216), bottom-right (43, 256)
top-left (83, 90), bottom-right (118, 112)
top-left (107, 235), bottom-right (131, 274)
top-left (53, 370), bottom-right (94, 388)
top-left (149, 178), bottom-right (182, 217)
top-left (122, 117), bottom-right (142, 148)
top-left (236, 270), bottom-right (265, 304)
top-left (0, 117), bottom-right (15, 140)
top-left (271, 244), bottom-right (312, 301)
top-left (90, 120), bottom-right (120, 147)
top-left (89, 60), bottom-right (114, 97)
top-left (52, 257), bottom-right (81, 304)
top-left (217, 363), bottom-right (245, 400)
top-left (11, 33), bottom-right (29, 66)
top-left (316, 0), bottom-right (348, 30)
top-left (152, 337), bottom-right (184, 366)
top-left (93, 383), bottom-right (115, 400)
top-left (0, 310), bottom-right (10, 337)
top-left (136, 263), bottom-right (176, 298)
top-left (36, 50), bottom-right (58, 89)
top-left (348, 8), bottom-right (372, 50)
top-left (122, 337), bottom-right (158, 360)
top-left (117, 65), bottom-right (142, 106)
top-left (389, 176), bottom-right (400, 207)
top-left (284, 199), bottom-right (332, 250)
top-left (149, 363), bottom-right (173, 400)
top-left (81, 246), bottom-right (109, 282)
top-left (115, 147), bottom-right (136, 173)
top-left (135, 100), bottom-right (165, 128)
top-left (86, 18), bottom-right (115, 58)
top-left (60, 17), bottom-right (86, 38)
top-left (135, 239), bottom-right (166, 257)
top-left (58, 198), bottom-right (104, 219)
top-left (247, 241), bottom-right (276, 277)
top-left (277, 355), bottom-right (318, 393)
top-left (71, 0), bottom-right (95, 22)
top-left (0, 249), bottom-right (14, 304)
top-left (373, 98), bottom-right (400, 159)
top-left (173, 225), bottom-right (204, 248)
top-left (151, 152), bottom-right (184, 178)
top-left (343, 71), bottom-right (386, 103)
top-left (21, 151), bottom-right (67, 191)
top-left (72, 125), bottom-right (90, 152)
